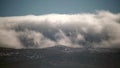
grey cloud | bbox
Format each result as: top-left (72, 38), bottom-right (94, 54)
top-left (0, 29), bottom-right (23, 48)
top-left (0, 11), bottom-right (120, 49)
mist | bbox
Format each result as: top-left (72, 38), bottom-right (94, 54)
top-left (0, 11), bottom-right (120, 49)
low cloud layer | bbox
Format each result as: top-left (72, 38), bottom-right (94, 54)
top-left (0, 11), bottom-right (120, 49)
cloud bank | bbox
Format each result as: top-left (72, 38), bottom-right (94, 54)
top-left (0, 11), bottom-right (120, 49)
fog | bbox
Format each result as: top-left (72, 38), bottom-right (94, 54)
top-left (0, 11), bottom-right (120, 49)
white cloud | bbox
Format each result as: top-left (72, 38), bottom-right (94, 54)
top-left (0, 11), bottom-right (120, 49)
top-left (0, 29), bottom-right (23, 49)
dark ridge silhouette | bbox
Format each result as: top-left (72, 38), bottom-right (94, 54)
top-left (0, 46), bottom-right (120, 68)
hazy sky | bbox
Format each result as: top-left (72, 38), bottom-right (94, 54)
top-left (0, 0), bottom-right (120, 16)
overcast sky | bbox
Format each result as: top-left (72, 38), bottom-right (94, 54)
top-left (0, 0), bottom-right (120, 16)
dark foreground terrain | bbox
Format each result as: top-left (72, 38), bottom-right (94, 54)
top-left (0, 46), bottom-right (120, 68)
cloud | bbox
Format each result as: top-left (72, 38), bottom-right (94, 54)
top-left (0, 11), bottom-right (120, 49)
top-left (0, 29), bottom-right (23, 48)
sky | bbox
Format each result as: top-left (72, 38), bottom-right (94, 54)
top-left (0, 0), bottom-right (120, 16)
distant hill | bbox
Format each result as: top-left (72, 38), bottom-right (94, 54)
top-left (0, 45), bottom-right (120, 53)
top-left (0, 46), bottom-right (120, 68)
